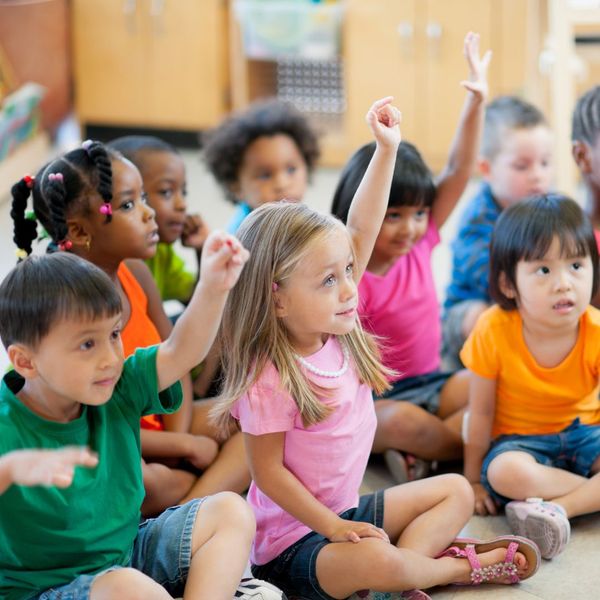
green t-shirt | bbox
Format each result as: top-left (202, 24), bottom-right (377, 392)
top-left (145, 242), bottom-right (196, 303)
top-left (0, 345), bottom-right (182, 600)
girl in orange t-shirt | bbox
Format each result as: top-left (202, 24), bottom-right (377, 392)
top-left (462, 194), bottom-right (600, 560)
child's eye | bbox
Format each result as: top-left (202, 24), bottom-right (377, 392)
top-left (536, 266), bottom-right (550, 275)
top-left (182, 187), bottom-right (188, 197)
top-left (80, 340), bottom-right (95, 351)
top-left (120, 200), bottom-right (134, 211)
top-left (324, 274), bottom-right (336, 287)
top-left (571, 262), bottom-right (582, 271)
top-left (256, 171), bottom-right (272, 181)
top-left (159, 189), bottom-right (173, 199)
top-left (345, 263), bottom-right (354, 276)
top-left (415, 210), bottom-right (428, 219)
top-left (141, 192), bottom-right (149, 204)
top-left (110, 328), bottom-right (121, 341)
top-left (385, 212), bottom-right (401, 221)
top-left (287, 166), bottom-right (297, 175)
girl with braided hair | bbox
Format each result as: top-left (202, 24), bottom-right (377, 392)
top-left (9, 141), bottom-right (247, 517)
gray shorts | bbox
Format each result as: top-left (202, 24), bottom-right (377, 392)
top-left (35, 499), bottom-right (204, 600)
top-left (441, 300), bottom-right (485, 371)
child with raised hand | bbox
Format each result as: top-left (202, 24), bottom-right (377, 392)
top-left (462, 194), bottom-right (600, 560)
top-left (9, 142), bottom-right (249, 515)
top-left (571, 86), bottom-right (600, 306)
top-left (108, 135), bottom-right (209, 304)
top-left (331, 32), bottom-right (490, 482)
top-left (0, 249), bottom-right (287, 600)
top-left (211, 97), bottom-right (540, 600)
top-left (203, 98), bottom-right (320, 232)
top-left (443, 95), bottom-right (553, 369)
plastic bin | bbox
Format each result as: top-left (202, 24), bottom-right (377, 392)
top-left (234, 0), bottom-right (344, 61)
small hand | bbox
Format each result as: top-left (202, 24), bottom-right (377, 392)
top-left (199, 230), bottom-right (250, 293)
top-left (182, 213), bottom-right (210, 250)
top-left (184, 434), bottom-right (219, 470)
top-left (8, 447), bottom-right (98, 488)
top-left (461, 31), bottom-right (492, 100)
top-left (472, 482), bottom-right (498, 516)
top-left (328, 518), bottom-right (390, 544)
top-left (365, 96), bottom-right (402, 151)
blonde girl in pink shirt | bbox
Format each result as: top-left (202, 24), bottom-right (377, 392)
top-left (211, 98), bottom-right (539, 600)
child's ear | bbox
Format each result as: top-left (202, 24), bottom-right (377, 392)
top-left (66, 218), bottom-right (92, 250)
top-left (572, 141), bottom-right (592, 174)
top-left (498, 272), bottom-right (516, 299)
top-left (478, 157), bottom-right (491, 180)
top-left (7, 344), bottom-right (37, 379)
top-left (272, 290), bottom-right (288, 318)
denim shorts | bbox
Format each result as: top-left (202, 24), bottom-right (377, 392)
top-left (252, 491), bottom-right (384, 600)
top-left (35, 498), bottom-right (204, 600)
top-left (376, 371), bottom-right (454, 415)
top-left (481, 418), bottom-right (600, 506)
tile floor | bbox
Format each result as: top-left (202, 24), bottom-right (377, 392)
top-left (0, 148), bottom-right (599, 598)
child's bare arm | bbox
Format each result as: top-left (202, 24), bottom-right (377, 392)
top-left (245, 432), bottom-right (389, 543)
top-left (140, 429), bottom-right (218, 470)
top-left (433, 32), bottom-right (492, 229)
top-left (464, 372), bottom-right (497, 515)
top-left (347, 97), bottom-right (402, 280)
top-left (0, 447), bottom-right (98, 494)
top-left (156, 231), bottom-right (248, 390)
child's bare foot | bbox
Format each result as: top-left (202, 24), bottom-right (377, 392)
top-left (452, 546), bottom-right (528, 584)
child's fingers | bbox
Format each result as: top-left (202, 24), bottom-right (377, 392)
top-left (368, 96), bottom-right (394, 114)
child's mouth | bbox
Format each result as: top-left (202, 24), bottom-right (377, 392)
top-left (553, 300), bottom-right (575, 313)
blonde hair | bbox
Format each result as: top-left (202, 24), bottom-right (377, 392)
top-left (211, 202), bottom-right (391, 434)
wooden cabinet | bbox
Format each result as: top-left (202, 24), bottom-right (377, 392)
top-left (72, 0), bottom-right (229, 130)
top-left (231, 0), bottom-right (539, 170)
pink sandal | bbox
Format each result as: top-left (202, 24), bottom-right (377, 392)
top-left (351, 590), bottom-right (431, 599)
top-left (436, 535), bottom-right (541, 585)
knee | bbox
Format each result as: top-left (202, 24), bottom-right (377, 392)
top-left (487, 454), bottom-right (532, 492)
top-left (91, 568), bottom-right (167, 600)
top-left (203, 491), bottom-right (256, 536)
top-left (379, 404), bottom-right (429, 443)
top-left (442, 473), bottom-right (475, 513)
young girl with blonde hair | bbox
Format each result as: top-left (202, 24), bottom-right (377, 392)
top-left (211, 98), bottom-right (539, 600)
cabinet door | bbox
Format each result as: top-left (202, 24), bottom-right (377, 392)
top-left (145, 0), bottom-right (228, 128)
top-left (344, 0), bottom-right (420, 151)
top-left (421, 0), bottom-right (492, 169)
top-left (72, 0), bottom-right (146, 125)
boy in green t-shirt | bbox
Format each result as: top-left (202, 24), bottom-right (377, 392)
top-left (0, 241), bottom-right (285, 599)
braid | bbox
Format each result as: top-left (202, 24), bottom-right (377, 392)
top-left (84, 140), bottom-right (113, 222)
top-left (10, 177), bottom-right (37, 260)
top-left (572, 85), bottom-right (600, 144)
top-left (43, 171), bottom-right (70, 244)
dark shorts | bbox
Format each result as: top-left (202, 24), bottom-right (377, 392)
top-left (376, 371), bottom-right (454, 415)
top-left (441, 299), bottom-right (486, 370)
top-left (251, 491), bottom-right (384, 600)
top-left (36, 499), bottom-right (203, 600)
top-left (481, 418), bottom-right (600, 506)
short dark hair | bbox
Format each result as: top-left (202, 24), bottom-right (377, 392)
top-left (481, 96), bottom-right (548, 160)
top-left (203, 99), bottom-right (320, 204)
top-left (489, 194), bottom-right (599, 310)
top-left (572, 85), bottom-right (600, 145)
top-left (0, 253), bottom-right (122, 349)
top-left (331, 141), bottom-right (435, 223)
top-left (108, 135), bottom-right (179, 171)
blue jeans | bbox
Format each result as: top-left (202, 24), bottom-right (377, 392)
top-left (252, 491), bottom-right (384, 600)
top-left (481, 418), bottom-right (600, 506)
top-left (36, 499), bottom-right (203, 600)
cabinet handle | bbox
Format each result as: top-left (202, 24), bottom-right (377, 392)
top-left (397, 22), bottom-right (413, 39)
top-left (150, 0), bottom-right (165, 35)
top-left (425, 22), bottom-right (442, 39)
top-left (123, 0), bottom-right (137, 33)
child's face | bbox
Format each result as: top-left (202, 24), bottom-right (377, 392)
top-left (139, 151), bottom-right (188, 244)
top-left (507, 236), bottom-right (593, 332)
top-left (482, 125), bottom-right (553, 209)
top-left (274, 227), bottom-right (357, 354)
top-left (84, 159), bottom-right (159, 261)
top-left (233, 134), bottom-right (309, 209)
top-left (371, 205), bottom-right (430, 266)
top-left (573, 134), bottom-right (600, 206)
top-left (17, 314), bottom-right (124, 419)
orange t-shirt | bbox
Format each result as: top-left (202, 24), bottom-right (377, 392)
top-left (461, 305), bottom-right (600, 438)
top-left (118, 262), bottom-right (164, 431)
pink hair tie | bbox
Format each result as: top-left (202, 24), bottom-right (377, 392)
top-left (58, 239), bottom-right (72, 251)
top-left (99, 202), bottom-right (112, 216)
top-left (272, 282), bottom-right (279, 292)
top-left (82, 139), bottom-right (93, 152)
top-left (48, 173), bottom-right (64, 183)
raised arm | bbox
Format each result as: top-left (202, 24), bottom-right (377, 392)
top-left (156, 231), bottom-right (248, 390)
top-left (347, 97), bottom-right (402, 280)
top-left (464, 371), bottom-right (497, 516)
top-left (432, 31), bottom-right (491, 228)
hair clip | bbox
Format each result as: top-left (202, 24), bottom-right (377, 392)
top-left (23, 174), bottom-right (35, 189)
top-left (99, 202), bottom-right (112, 216)
top-left (48, 173), bottom-right (64, 183)
top-left (58, 239), bottom-right (73, 251)
top-left (82, 139), bottom-right (93, 154)
top-left (15, 248), bottom-right (28, 260)
top-left (272, 282), bottom-right (279, 292)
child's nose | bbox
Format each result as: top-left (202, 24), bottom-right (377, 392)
top-left (143, 201), bottom-right (156, 221)
top-left (555, 269), bottom-right (572, 291)
top-left (174, 192), bottom-right (187, 211)
top-left (340, 276), bottom-right (356, 301)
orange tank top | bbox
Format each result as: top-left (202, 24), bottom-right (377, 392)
top-left (118, 262), bottom-right (164, 431)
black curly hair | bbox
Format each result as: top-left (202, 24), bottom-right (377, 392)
top-left (572, 85), bottom-right (600, 145)
top-left (10, 140), bottom-right (120, 260)
top-left (108, 135), bottom-right (179, 171)
top-left (203, 99), bottom-right (320, 204)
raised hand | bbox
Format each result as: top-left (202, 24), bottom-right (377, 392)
top-left (199, 230), bottom-right (249, 293)
top-left (461, 31), bottom-right (492, 100)
top-left (182, 213), bottom-right (210, 250)
top-left (365, 96), bottom-right (402, 151)
top-left (328, 518), bottom-right (390, 544)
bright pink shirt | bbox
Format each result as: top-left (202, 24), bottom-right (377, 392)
top-left (231, 336), bottom-right (377, 565)
top-left (359, 219), bottom-right (441, 380)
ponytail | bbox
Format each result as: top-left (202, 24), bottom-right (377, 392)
top-left (10, 175), bottom-right (38, 260)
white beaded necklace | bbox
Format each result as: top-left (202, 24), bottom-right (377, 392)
top-left (294, 344), bottom-right (350, 378)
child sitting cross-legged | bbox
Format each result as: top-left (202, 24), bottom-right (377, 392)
top-left (0, 247), bottom-right (286, 600)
